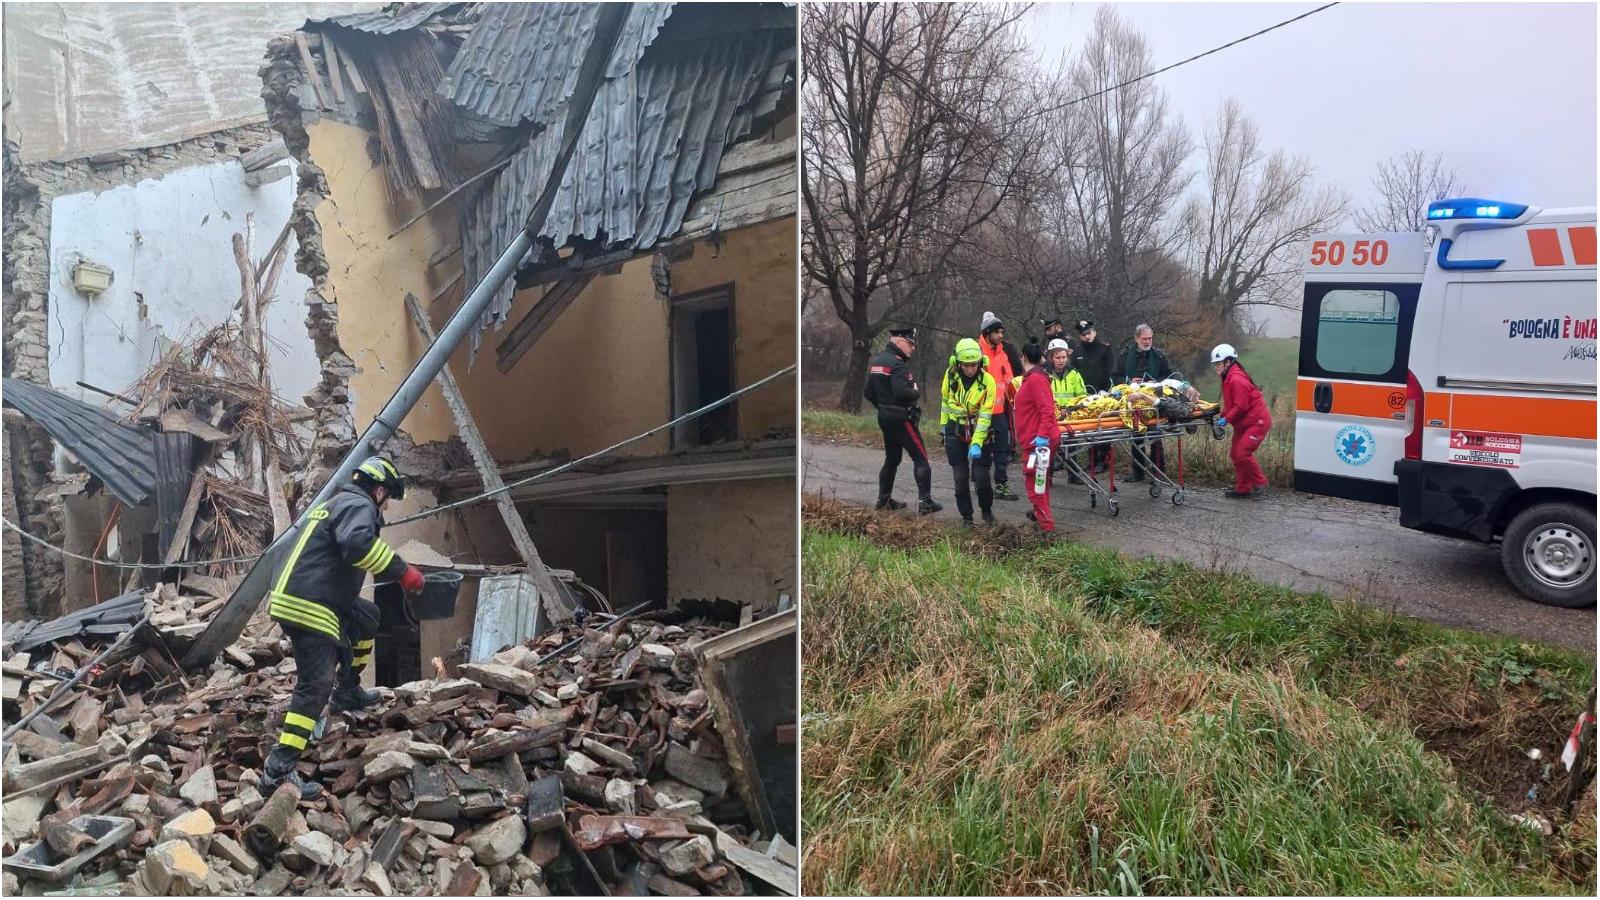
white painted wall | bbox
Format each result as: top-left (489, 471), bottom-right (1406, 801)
top-left (46, 158), bottom-right (320, 407)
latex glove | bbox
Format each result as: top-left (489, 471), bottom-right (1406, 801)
top-left (1032, 436), bottom-right (1049, 449)
top-left (967, 442), bottom-right (983, 460)
top-left (1216, 416), bottom-right (1228, 428)
top-left (399, 564), bottom-right (426, 595)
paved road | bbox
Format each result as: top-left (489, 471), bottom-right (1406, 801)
top-left (803, 439), bottom-right (1596, 652)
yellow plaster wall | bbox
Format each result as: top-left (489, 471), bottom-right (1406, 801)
top-left (667, 217), bottom-right (797, 440)
top-left (305, 119), bottom-right (456, 445)
top-left (450, 216), bottom-right (796, 460)
top-left (448, 255), bottom-right (672, 461)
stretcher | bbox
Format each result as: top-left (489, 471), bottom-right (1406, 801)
top-left (1053, 408), bottom-right (1224, 516)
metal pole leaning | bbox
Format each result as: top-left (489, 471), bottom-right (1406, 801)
top-left (181, 4), bottom-right (635, 669)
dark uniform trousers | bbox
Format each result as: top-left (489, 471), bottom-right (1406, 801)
top-left (943, 430), bottom-right (992, 519)
top-left (269, 606), bottom-right (378, 770)
top-left (878, 414), bottom-right (932, 504)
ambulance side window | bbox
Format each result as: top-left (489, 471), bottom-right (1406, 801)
top-left (1299, 282), bottom-right (1419, 384)
top-left (1315, 289), bottom-right (1400, 374)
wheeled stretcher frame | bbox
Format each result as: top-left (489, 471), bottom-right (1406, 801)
top-left (1055, 412), bottom-right (1223, 517)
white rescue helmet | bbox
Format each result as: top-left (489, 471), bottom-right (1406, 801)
top-left (1210, 343), bottom-right (1238, 364)
top-left (1046, 338), bottom-right (1071, 354)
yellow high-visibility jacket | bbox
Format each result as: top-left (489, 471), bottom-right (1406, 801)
top-left (940, 367), bottom-right (997, 446)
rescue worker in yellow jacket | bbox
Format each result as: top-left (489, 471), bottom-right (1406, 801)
top-left (1046, 338), bottom-right (1089, 483)
top-left (260, 456), bottom-right (425, 798)
top-left (941, 338), bottom-right (999, 526)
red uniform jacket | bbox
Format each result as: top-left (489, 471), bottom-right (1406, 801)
top-left (1012, 366), bottom-right (1061, 449)
top-left (1221, 362), bottom-right (1269, 425)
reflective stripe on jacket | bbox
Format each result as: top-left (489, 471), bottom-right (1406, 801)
top-left (940, 367), bottom-right (997, 446)
top-left (1049, 368), bottom-right (1087, 413)
top-left (269, 483), bottom-right (408, 639)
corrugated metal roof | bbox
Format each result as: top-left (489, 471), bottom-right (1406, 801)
top-left (437, 3), bottom-right (675, 129)
top-left (311, 2), bottom-right (461, 34)
top-left (456, 21), bottom-right (792, 355)
top-left (2, 378), bottom-right (160, 508)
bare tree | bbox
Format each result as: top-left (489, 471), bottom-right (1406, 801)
top-left (1051, 7), bottom-right (1193, 340)
top-left (801, 2), bottom-right (1053, 411)
top-left (1354, 149), bottom-right (1465, 232)
top-left (1183, 99), bottom-right (1345, 351)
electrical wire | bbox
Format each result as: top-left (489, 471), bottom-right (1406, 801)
top-left (841, 3), bottom-right (1340, 125)
top-left (1, 364), bottom-right (797, 567)
top-left (388, 364), bottom-right (797, 525)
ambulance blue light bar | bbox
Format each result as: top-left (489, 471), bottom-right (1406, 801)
top-left (1426, 198), bottom-right (1528, 220)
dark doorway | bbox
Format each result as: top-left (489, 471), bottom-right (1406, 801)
top-left (671, 285), bottom-right (736, 447)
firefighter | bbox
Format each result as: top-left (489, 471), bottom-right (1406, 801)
top-left (1046, 338), bottom-right (1088, 483)
top-left (977, 312), bottom-right (1024, 501)
top-left (260, 456), bottom-right (426, 798)
top-left (1212, 344), bottom-right (1273, 499)
top-left (865, 327), bottom-right (941, 514)
top-left (940, 338), bottom-right (998, 526)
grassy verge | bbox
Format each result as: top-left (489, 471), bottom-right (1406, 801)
top-left (802, 500), bottom-right (1595, 895)
top-left (804, 401), bottom-right (1299, 490)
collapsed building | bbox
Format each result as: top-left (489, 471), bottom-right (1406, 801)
top-left (3, 1), bottom-right (798, 894)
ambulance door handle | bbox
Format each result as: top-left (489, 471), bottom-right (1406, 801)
top-left (1313, 382), bottom-right (1333, 414)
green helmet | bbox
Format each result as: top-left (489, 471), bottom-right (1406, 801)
top-left (953, 338), bottom-right (984, 365)
top-left (353, 455), bottom-right (406, 500)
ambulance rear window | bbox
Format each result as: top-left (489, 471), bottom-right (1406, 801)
top-left (1314, 289), bottom-right (1401, 375)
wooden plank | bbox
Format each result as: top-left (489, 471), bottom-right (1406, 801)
top-left (294, 32), bottom-right (330, 109)
top-left (494, 275), bottom-right (596, 373)
top-left (239, 138), bottom-right (288, 172)
top-left (341, 46), bottom-right (368, 95)
top-left (322, 33), bottom-right (348, 105)
top-left (405, 293), bottom-right (573, 625)
top-left (161, 452), bottom-right (207, 564)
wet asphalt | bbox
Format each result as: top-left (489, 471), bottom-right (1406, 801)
top-left (802, 439), bottom-right (1597, 653)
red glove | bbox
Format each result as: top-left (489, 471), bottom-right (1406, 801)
top-left (399, 565), bottom-right (426, 594)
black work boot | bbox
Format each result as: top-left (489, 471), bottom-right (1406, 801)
top-left (875, 498), bottom-right (907, 511)
top-left (330, 684), bottom-right (382, 713)
top-left (259, 748), bottom-right (322, 800)
top-left (994, 482), bottom-right (1019, 501)
top-left (917, 499), bottom-right (943, 515)
top-left (981, 510), bottom-right (997, 525)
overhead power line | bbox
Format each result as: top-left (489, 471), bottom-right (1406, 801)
top-left (840, 2), bottom-right (1341, 124)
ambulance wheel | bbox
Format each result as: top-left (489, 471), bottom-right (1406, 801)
top-left (1108, 498), bottom-right (1120, 517)
top-left (1148, 483), bottom-right (1161, 498)
top-left (1172, 490), bottom-right (1185, 506)
top-left (1502, 503), bottom-right (1596, 608)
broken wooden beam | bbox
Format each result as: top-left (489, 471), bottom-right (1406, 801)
top-left (405, 292), bottom-right (573, 626)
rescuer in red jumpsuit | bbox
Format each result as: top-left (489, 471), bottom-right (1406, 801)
top-left (1211, 343), bottom-right (1272, 498)
top-left (1012, 342), bottom-right (1062, 534)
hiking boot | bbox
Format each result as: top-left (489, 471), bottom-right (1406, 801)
top-left (330, 685), bottom-right (382, 714)
top-left (259, 765), bottom-right (322, 800)
top-left (994, 483), bottom-right (1019, 501)
top-left (1249, 484), bottom-right (1270, 498)
top-left (981, 510), bottom-right (997, 526)
top-left (1025, 510), bottom-right (1036, 522)
top-left (875, 498), bottom-right (907, 511)
top-left (917, 499), bottom-right (943, 515)
top-left (961, 516), bottom-right (974, 527)
top-left (1223, 488), bottom-right (1253, 499)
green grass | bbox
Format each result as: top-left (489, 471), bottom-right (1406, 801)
top-left (1189, 336), bottom-right (1300, 410)
top-left (802, 506), bottom-right (1595, 895)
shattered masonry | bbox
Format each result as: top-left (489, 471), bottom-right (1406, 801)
top-left (2, 124), bottom-right (282, 617)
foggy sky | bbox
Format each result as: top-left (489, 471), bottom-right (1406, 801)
top-left (1029, 1), bottom-right (1598, 335)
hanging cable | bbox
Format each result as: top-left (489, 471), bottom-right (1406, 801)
top-left (1, 364), bottom-right (797, 566)
top-left (389, 364), bottom-right (797, 524)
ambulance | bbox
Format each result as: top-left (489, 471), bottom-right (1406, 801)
top-left (1295, 198), bottom-right (1596, 607)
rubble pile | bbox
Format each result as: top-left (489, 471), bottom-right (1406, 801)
top-left (2, 606), bottom-right (798, 896)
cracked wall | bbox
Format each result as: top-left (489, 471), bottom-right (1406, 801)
top-left (667, 479), bottom-right (794, 610)
top-left (3, 122), bottom-right (289, 615)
